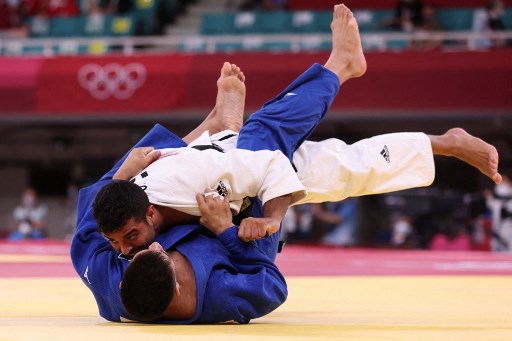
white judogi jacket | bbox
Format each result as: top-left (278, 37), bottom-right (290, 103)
top-left (132, 130), bottom-right (435, 215)
top-left (131, 143), bottom-right (307, 216)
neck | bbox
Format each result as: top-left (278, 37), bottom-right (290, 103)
top-left (156, 206), bottom-right (200, 233)
top-left (163, 251), bottom-right (196, 320)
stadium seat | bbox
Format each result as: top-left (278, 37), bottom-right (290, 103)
top-left (134, 0), bottom-right (157, 35)
top-left (83, 14), bottom-right (107, 36)
top-left (27, 16), bottom-right (50, 37)
top-left (311, 11), bottom-right (332, 33)
top-left (201, 13), bottom-right (236, 35)
top-left (107, 15), bottom-right (136, 36)
top-left (354, 9), bottom-right (394, 32)
top-left (503, 8), bottom-right (512, 28)
top-left (291, 10), bottom-right (316, 32)
top-left (233, 12), bottom-right (257, 34)
top-left (49, 17), bottom-right (85, 37)
top-left (436, 8), bottom-right (475, 31)
top-left (255, 11), bottom-right (292, 33)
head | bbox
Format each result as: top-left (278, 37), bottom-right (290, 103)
top-left (120, 242), bottom-right (178, 322)
top-left (21, 187), bottom-right (38, 208)
top-left (93, 180), bottom-right (158, 257)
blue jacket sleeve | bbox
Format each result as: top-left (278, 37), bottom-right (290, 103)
top-left (198, 226), bottom-right (288, 324)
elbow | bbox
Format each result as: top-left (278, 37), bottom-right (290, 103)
top-left (257, 284), bottom-right (288, 319)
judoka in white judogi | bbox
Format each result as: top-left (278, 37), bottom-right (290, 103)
top-left (131, 130), bottom-right (435, 215)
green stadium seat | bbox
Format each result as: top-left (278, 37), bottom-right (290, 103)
top-left (233, 12), bottom-right (257, 34)
top-left (133, 0), bottom-right (157, 35)
top-left (255, 11), bottom-right (292, 33)
top-left (201, 13), bottom-right (236, 35)
top-left (27, 16), bottom-right (50, 37)
top-left (312, 11), bottom-right (332, 33)
top-left (436, 8), bottom-right (475, 31)
top-left (291, 10), bottom-right (315, 32)
top-left (503, 8), bottom-right (512, 28)
top-left (83, 14), bottom-right (108, 36)
top-left (354, 9), bottom-right (394, 32)
top-left (134, 11), bottom-right (155, 35)
top-left (49, 17), bottom-right (85, 37)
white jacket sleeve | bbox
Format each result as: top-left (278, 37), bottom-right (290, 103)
top-left (220, 149), bottom-right (307, 207)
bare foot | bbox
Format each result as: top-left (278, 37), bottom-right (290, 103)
top-left (181, 63), bottom-right (246, 143)
top-left (324, 4), bottom-right (367, 84)
top-left (431, 128), bottom-right (502, 184)
top-left (215, 62), bottom-right (246, 132)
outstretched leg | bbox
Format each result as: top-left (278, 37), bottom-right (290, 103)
top-left (429, 128), bottom-right (502, 184)
top-left (182, 62), bottom-right (246, 144)
top-left (291, 129), bottom-right (501, 207)
top-left (237, 4), bottom-right (366, 160)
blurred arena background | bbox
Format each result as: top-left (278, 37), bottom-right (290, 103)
top-left (0, 0), bottom-right (512, 250)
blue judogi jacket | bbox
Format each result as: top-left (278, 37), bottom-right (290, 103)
top-left (70, 63), bottom-right (340, 324)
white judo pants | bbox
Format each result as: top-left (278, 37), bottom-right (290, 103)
top-left (210, 130), bottom-right (436, 205)
top-left (291, 132), bottom-right (435, 205)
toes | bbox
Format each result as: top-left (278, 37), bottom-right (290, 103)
top-left (220, 62), bottom-right (231, 77)
top-left (494, 173), bottom-right (503, 185)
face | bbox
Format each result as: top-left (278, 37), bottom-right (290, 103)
top-left (104, 217), bottom-right (157, 258)
top-left (22, 189), bottom-right (37, 207)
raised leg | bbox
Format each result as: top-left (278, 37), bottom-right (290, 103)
top-left (182, 62), bottom-right (246, 144)
top-left (237, 4), bottom-right (367, 160)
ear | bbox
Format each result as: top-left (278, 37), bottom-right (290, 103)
top-left (146, 205), bottom-right (156, 224)
top-left (119, 281), bottom-right (122, 289)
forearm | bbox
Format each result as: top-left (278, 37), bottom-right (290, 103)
top-left (262, 194), bottom-right (292, 233)
top-left (238, 194), bottom-right (292, 242)
top-left (113, 168), bottom-right (133, 180)
top-left (113, 147), bottom-right (161, 180)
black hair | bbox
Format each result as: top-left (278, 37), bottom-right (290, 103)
top-left (93, 180), bottom-right (150, 234)
top-left (121, 251), bottom-right (176, 322)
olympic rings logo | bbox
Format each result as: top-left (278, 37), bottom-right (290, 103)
top-left (78, 63), bottom-right (147, 100)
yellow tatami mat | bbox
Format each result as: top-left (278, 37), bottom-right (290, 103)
top-left (1, 276), bottom-right (511, 341)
